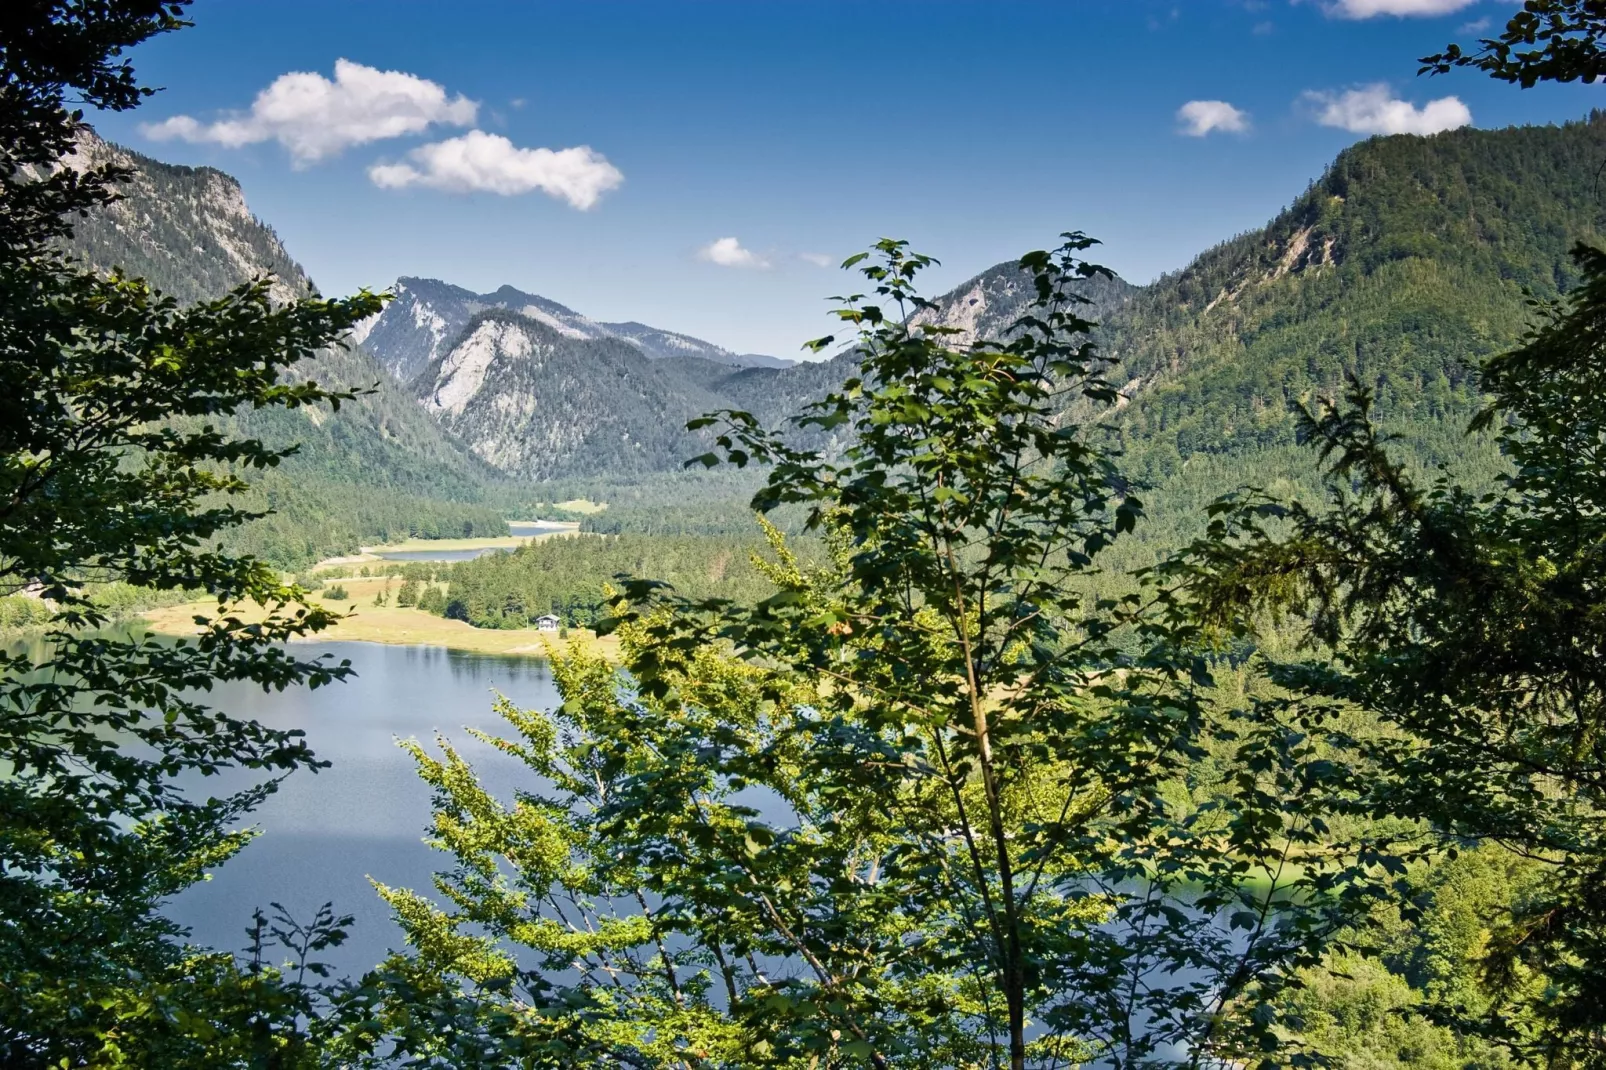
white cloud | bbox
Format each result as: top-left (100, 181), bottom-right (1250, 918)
top-left (368, 130), bottom-right (623, 209)
top-left (1305, 83), bottom-right (1471, 135)
top-left (698, 237), bottom-right (769, 269)
top-left (1319, 0), bottom-right (1478, 17)
top-left (798, 252), bottom-right (834, 268)
top-left (141, 58), bottom-right (476, 165)
top-left (1177, 100), bottom-right (1251, 136)
top-left (1459, 16), bottom-right (1492, 32)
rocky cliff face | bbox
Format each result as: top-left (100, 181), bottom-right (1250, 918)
top-left (412, 309), bottom-right (737, 479)
top-left (399, 253), bottom-right (1144, 480)
top-left (63, 130), bottom-right (309, 305)
top-left (911, 260), bottom-right (1139, 348)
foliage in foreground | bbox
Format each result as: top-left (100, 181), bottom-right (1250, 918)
top-left (1423, 0), bottom-right (1606, 86)
top-left (0, 2), bottom-right (386, 1063)
top-left (376, 237), bottom-right (1391, 1068)
top-left (1169, 240), bottom-right (1606, 1062)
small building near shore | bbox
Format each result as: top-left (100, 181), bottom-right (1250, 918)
top-left (534, 614), bottom-right (561, 632)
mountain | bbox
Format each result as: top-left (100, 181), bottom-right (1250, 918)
top-left (71, 111), bottom-right (1606, 545)
top-left (569, 113), bottom-right (1606, 539)
top-left (355, 277), bottom-right (791, 383)
top-left (59, 130), bottom-right (512, 566)
top-left (411, 309), bottom-right (739, 480)
top-left (786, 115), bottom-right (1605, 555)
top-left (731, 352), bottom-right (796, 369)
top-left (912, 259), bottom-right (1139, 346)
top-left (405, 267), bottom-right (1141, 483)
top-left (1095, 111), bottom-right (1606, 547)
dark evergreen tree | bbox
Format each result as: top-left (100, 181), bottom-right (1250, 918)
top-left (0, 3), bottom-right (380, 1062)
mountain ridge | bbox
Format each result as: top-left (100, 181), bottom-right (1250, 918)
top-left (356, 276), bottom-right (793, 384)
top-left (411, 307), bottom-right (740, 480)
top-left (65, 114), bottom-right (1606, 536)
top-left (565, 113), bottom-right (1606, 536)
top-left (59, 129), bottom-right (514, 565)
top-left (401, 266), bottom-right (1140, 480)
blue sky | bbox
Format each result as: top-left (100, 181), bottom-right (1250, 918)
top-left (90, 0), bottom-right (1598, 359)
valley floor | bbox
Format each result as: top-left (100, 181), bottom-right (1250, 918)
top-left (140, 574), bottom-right (618, 660)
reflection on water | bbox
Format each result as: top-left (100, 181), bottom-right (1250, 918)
top-left (375, 548), bottom-right (504, 562)
top-left (372, 521), bottom-right (576, 563)
top-left (507, 520), bottom-right (573, 537)
top-left (167, 641), bottom-right (560, 975)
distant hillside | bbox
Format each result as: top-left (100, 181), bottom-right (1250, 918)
top-left (70, 113), bottom-right (1606, 544)
top-left (550, 114), bottom-right (1606, 538)
top-left (60, 130), bottom-right (511, 566)
top-left (1095, 112), bottom-right (1606, 548)
top-left (356, 276), bottom-right (791, 383)
top-left (912, 259), bottom-right (1139, 345)
top-left (404, 267), bottom-right (1138, 483)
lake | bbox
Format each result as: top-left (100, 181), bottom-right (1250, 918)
top-left (373, 548), bottom-right (504, 562)
top-left (162, 639), bottom-right (1216, 1044)
top-left (507, 520), bottom-right (573, 537)
top-left (167, 641), bottom-right (560, 976)
top-left (371, 520), bottom-right (577, 563)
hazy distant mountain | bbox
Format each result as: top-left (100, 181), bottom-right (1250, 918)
top-left (731, 352), bottom-right (797, 369)
top-left (355, 277), bottom-right (791, 383)
top-left (406, 256), bottom-right (1142, 480)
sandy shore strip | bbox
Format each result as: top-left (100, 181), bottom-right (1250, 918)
top-left (140, 575), bottom-right (618, 660)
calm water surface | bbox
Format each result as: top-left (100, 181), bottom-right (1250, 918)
top-left (372, 521), bottom-right (576, 563)
top-left (374, 548), bottom-right (502, 562)
top-left (507, 521), bottom-right (573, 537)
top-left (167, 642), bottom-right (559, 975)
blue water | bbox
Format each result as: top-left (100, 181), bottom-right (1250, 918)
top-left (372, 520), bottom-right (577, 562)
top-left (155, 640), bottom-right (1231, 1056)
top-left (507, 520), bottom-right (573, 537)
top-left (167, 642), bottom-right (560, 975)
top-left (375, 548), bottom-right (505, 562)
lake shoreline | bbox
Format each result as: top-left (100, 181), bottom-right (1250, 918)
top-left (141, 522), bottom-right (616, 658)
top-left (307, 521), bottom-right (585, 572)
top-left (140, 589), bottom-right (618, 660)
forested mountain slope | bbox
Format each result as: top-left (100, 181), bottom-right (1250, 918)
top-left (68, 113), bottom-right (1606, 541)
top-left (570, 114), bottom-right (1606, 534)
top-left (60, 131), bottom-right (510, 565)
top-left (1098, 111), bottom-right (1606, 541)
top-left (912, 258), bottom-right (1139, 345)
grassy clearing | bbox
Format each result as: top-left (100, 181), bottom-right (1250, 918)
top-left (554, 499), bottom-right (606, 515)
top-left (140, 576), bottom-right (618, 660)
